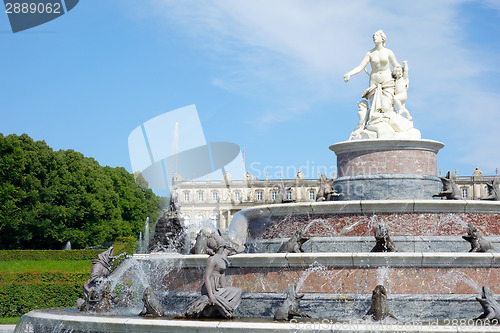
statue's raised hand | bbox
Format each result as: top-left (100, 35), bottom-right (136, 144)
top-left (344, 73), bottom-right (351, 82)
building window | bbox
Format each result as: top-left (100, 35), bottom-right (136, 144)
top-left (287, 190), bottom-right (292, 200)
top-left (257, 191), bottom-right (263, 201)
top-left (234, 191), bottom-right (241, 201)
top-left (184, 192), bottom-right (190, 202)
top-left (462, 188), bottom-right (469, 198)
top-left (272, 191), bottom-right (277, 200)
top-left (309, 190), bottom-right (315, 200)
top-left (212, 192), bottom-right (218, 201)
top-left (198, 192), bottom-right (204, 201)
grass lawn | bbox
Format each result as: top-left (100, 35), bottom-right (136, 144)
top-left (0, 260), bottom-right (91, 273)
top-left (0, 317), bottom-right (21, 324)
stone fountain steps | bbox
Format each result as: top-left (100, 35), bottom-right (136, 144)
top-left (247, 236), bottom-right (500, 253)
top-left (161, 291), bottom-right (488, 323)
top-left (128, 252), bottom-right (500, 324)
top-left (236, 200), bottom-right (500, 242)
top-left (133, 252), bottom-right (500, 297)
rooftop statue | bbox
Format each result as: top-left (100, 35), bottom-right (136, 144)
top-left (344, 30), bottom-right (421, 140)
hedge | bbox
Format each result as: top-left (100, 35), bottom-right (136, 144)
top-left (0, 237), bottom-right (137, 261)
top-left (0, 272), bottom-right (88, 284)
top-left (0, 236), bottom-right (138, 317)
top-left (0, 250), bottom-right (103, 261)
top-left (112, 236), bottom-right (137, 257)
top-left (0, 282), bottom-right (82, 317)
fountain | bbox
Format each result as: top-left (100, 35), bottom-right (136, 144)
top-left (14, 31), bottom-right (500, 332)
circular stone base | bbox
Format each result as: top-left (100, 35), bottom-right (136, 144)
top-left (333, 174), bottom-right (441, 200)
top-left (329, 139), bottom-right (444, 200)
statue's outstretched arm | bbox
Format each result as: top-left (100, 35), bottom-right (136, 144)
top-left (344, 52), bottom-right (370, 82)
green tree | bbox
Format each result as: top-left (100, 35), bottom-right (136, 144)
top-left (0, 133), bottom-right (163, 249)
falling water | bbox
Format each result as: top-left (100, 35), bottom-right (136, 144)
top-left (376, 266), bottom-right (390, 287)
top-left (303, 218), bottom-right (338, 235)
top-left (139, 232), bottom-right (143, 253)
top-left (62, 241), bottom-right (71, 250)
top-left (295, 263), bottom-right (328, 292)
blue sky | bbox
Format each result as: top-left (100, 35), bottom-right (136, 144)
top-left (1, 0), bottom-right (500, 188)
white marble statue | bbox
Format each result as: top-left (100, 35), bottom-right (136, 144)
top-left (344, 30), bottom-right (420, 140)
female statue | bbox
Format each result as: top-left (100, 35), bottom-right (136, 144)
top-left (343, 31), bottom-right (420, 140)
top-left (185, 233), bottom-right (242, 318)
top-left (344, 30), bottom-right (400, 115)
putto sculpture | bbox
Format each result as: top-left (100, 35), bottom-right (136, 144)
top-left (184, 233), bottom-right (242, 318)
top-left (277, 226), bottom-right (309, 253)
top-left (462, 223), bottom-right (495, 253)
top-left (344, 30), bottom-right (420, 140)
top-left (273, 283), bottom-right (311, 321)
top-left (364, 285), bottom-right (397, 321)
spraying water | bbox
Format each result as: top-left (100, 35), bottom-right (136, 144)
top-left (143, 217), bottom-right (149, 253)
top-left (62, 241), bottom-right (71, 250)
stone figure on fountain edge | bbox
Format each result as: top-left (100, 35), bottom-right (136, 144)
top-left (344, 30), bottom-right (421, 140)
top-left (185, 233), bottom-right (242, 318)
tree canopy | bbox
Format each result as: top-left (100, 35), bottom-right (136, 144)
top-left (0, 133), bottom-right (163, 249)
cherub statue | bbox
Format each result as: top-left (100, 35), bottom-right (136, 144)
top-left (392, 60), bottom-right (412, 120)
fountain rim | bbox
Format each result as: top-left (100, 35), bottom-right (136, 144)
top-left (18, 309), bottom-right (500, 333)
top-left (235, 200), bottom-right (500, 217)
top-left (329, 138), bottom-right (445, 154)
top-left (131, 252), bottom-right (500, 269)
